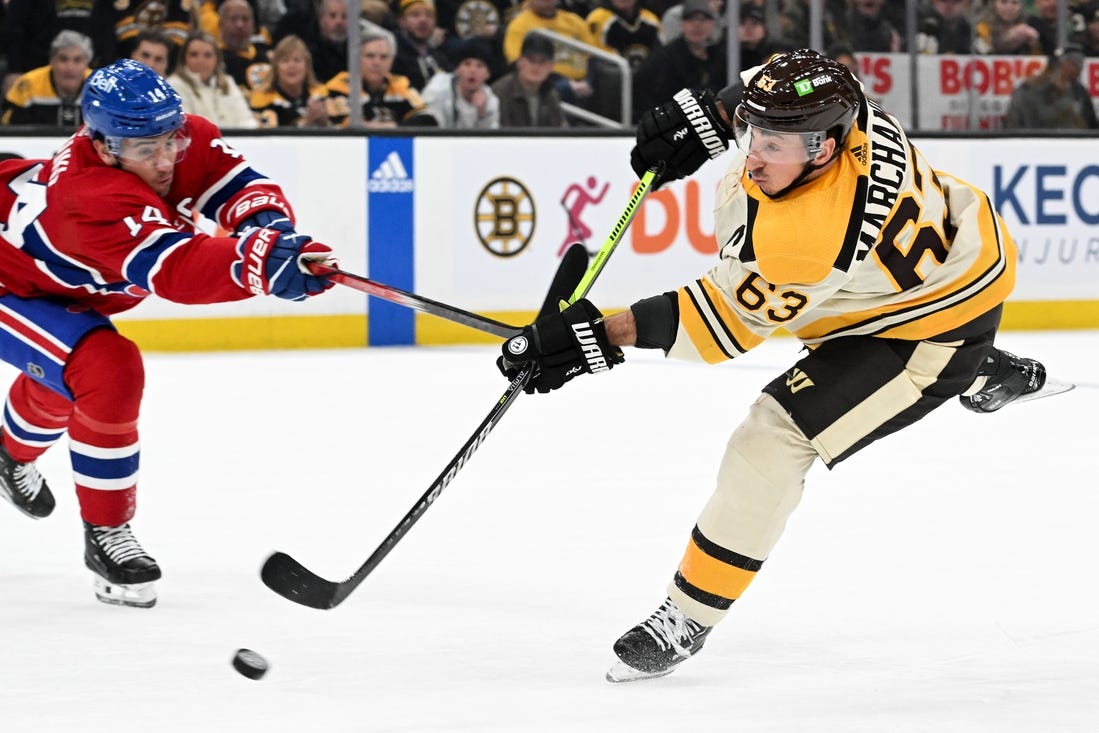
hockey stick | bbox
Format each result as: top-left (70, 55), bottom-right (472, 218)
top-left (261, 167), bottom-right (661, 610)
top-left (307, 263), bottom-right (523, 338)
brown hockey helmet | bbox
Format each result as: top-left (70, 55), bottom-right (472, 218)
top-left (739, 50), bottom-right (863, 141)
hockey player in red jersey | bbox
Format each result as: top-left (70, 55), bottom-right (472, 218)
top-left (0, 59), bottom-right (334, 608)
top-left (500, 50), bottom-right (1064, 681)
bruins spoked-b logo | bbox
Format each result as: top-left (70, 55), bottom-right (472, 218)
top-left (475, 177), bottom-right (535, 257)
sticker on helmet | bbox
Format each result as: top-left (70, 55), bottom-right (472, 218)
top-left (793, 79), bottom-right (814, 96)
top-left (755, 74), bottom-right (777, 91)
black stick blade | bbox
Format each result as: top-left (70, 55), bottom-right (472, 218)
top-left (260, 551), bottom-right (341, 610)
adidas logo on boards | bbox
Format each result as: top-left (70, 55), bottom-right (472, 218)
top-left (368, 151), bottom-right (414, 193)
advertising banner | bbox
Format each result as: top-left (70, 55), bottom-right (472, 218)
top-left (855, 53), bottom-right (1099, 130)
top-left (2, 129), bottom-right (1096, 348)
top-left (416, 135), bottom-right (1099, 321)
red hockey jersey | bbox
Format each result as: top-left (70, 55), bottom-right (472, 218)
top-left (0, 115), bottom-right (295, 315)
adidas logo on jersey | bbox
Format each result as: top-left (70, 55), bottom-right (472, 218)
top-left (368, 151), bottom-right (414, 193)
top-left (851, 143), bottom-right (868, 166)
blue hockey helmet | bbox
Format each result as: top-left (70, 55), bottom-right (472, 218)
top-left (82, 59), bottom-right (185, 156)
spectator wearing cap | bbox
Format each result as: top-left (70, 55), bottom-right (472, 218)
top-left (738, 2), bottom-right (776, 69)
top-left (660, 0), bottom-right (724, 46)
top-left (393, 0), bottom-right (454, 92)
top-left (492, 32), bottom-right (566, 127)
top-left (2, 30), bottom-right (93, 127)
top-left (1005, 44), bottom-right (1098, 129)
top-left (421, 39), bottom-right (500, 127)
top-left (631, 0), bottom-right (726, 121)
top-left (503, 0), bottom-right (596, 104)
top-left (325, 27), bottom-right (439, 127)
top-left (586, 0), bottom-right (662, 73)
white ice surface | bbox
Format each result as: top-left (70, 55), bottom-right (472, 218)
top-left (1, 332), bottom-right (1097, 733)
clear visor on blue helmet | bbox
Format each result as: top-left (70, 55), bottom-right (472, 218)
top-left (733, 105), bottom-right (826, 164)
top-left (99, 119), bottom-right (192, 164)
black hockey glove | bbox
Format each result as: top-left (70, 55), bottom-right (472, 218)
top-left (497, 299), bottom-right (624, 394)
top-left (630, 88), bottom-right (732, 184)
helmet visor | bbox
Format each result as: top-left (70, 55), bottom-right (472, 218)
top-left (111, 120), bottom-right (192, 164)
top-left (733, 105), bottom-right (826, 164)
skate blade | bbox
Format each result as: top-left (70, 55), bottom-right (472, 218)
top-left (605, 660), bottom-right (674, 683)
top-left (93, 575), bottom-right (157, 609)
top-left (1013, 378), bottom-right (1074, 406)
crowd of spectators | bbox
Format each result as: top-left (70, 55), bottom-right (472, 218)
top-left (0, 0), bottom-right (1096, 130)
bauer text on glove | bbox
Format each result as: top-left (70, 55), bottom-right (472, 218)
top-left (234, 228), bottom-right (335, 301)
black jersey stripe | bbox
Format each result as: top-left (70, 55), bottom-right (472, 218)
top-left (686, 280), bottom-right (751, 357)
top-left (739, 196), bottom-right (759, 263)
top-left (673, 572), bottom-right (735, 610)
top-left (909, 144), bottom-right (923, 192)
top-left (692, 526), bottom-right (765, 571)
top-left (834, 174), bottom-right (870, 272)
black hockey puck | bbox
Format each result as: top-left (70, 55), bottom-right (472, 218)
top-left (232, 648), bottom-right (269, 680)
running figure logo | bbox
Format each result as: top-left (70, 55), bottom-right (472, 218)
top-left (559, 176), bottom-right (609, 256)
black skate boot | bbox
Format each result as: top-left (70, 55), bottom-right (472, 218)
top-left (84, 521), bottom-right (161, 608)
top-left (959, 349), bottom-right (1048, 413)
top-left (605, 597), bottom-right (712, 683)
top-left (0, 443), bottom-right (55, 519)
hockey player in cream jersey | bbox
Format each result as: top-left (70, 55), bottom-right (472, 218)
top-left (499, 50), bottom-right (1062, 681)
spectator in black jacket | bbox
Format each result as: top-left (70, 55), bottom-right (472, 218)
top-left (632, 0), bottom-right (726, 120)
top-left (917, 0), bottom-right (974, 54)
top-left (393, 0), bottom-right (454, 92)
top-left (278, 0), bottom-right (350, 84)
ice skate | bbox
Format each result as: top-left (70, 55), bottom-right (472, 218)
top-left (959, 350), bottom-right (1073, 413)
top-left (0, 443), bottom-right (55, 519)
top-left (605, 597), bottom-right (712, 683)
top-left (84, 521), bottom-right (161, 608)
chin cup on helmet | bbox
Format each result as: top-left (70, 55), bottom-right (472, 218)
top-left (737, 49), bottom-right (863, 158)
top-left (81, 59), bottom-right (187, 159)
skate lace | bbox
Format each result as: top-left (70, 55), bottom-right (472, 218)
top-left (640, 600), bottom-right (705, 657)
top-left (93, 525), bottom-right (148, 564)
top-left (12, 463), bottom-right (44, 500)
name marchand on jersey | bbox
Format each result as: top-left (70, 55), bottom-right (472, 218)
top-left (856, 106), bottom-right (908, 264)
top-left (673, 89), bottom-right (727, 160)
top-left (668, 102), bottom-right (1015, 365)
